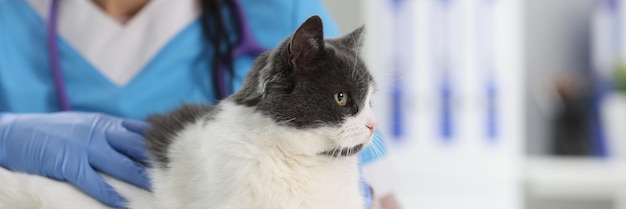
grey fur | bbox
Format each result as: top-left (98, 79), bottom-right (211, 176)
top-left (145, 104), bottom-right (217, 168)
top-left (232, 15), bottom-right (373, 129)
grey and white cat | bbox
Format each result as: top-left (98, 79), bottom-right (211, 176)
top-left (0, 15), bottom-right (377, 209)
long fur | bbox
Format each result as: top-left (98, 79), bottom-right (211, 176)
top-left (147, 99), bottom-right (368, 209)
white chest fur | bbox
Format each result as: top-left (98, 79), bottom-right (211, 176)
top-left (144, 101), bottom-right (364, 209)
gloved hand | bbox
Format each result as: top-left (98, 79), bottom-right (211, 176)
top-left (0, 112), bottom-right (151, 208)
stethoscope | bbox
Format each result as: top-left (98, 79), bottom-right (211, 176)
top-left (47, 0), bottom-right (267, 111)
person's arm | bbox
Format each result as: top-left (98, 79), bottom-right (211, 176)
top-left (0, 112), bottom-right (151, 208)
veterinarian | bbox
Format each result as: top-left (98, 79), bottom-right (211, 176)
top-left (0, 0), bottom-right (397, 208)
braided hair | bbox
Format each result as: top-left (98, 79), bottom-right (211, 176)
top-left (199, 0), bottom-right (241, 100)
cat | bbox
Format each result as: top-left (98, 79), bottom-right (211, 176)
top-left (0, 15), bottom-right (377, 209)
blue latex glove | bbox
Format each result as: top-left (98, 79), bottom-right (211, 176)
top-left (0, 112), bottom-right (151, 208)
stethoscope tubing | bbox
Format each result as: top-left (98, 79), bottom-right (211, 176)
top-left (46, 0), bottom-right (267, 110)
top-left (48, 0), bottom-right (71, 111)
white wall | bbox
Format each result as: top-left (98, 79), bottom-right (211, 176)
top-left (321, 0), bottom-right (364, 33)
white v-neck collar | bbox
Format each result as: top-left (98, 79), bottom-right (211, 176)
top-left (27, 0), bottom-right (200, 86)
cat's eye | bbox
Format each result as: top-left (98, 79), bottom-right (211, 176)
top-left (334, 92), bottom-right (348, 106)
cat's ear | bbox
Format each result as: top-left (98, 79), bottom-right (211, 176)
top-left (288, 15), bottom-right (324, 69)
top-left (337, 25), bottom-right (365, 52)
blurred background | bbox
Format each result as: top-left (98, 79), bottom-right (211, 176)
top-left (321, 0), bottom-right (626, 208)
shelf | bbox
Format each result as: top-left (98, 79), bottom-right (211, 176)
top-left (525, 157), bottom-right (626, 200)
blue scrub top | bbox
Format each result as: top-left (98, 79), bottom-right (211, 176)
top-left (0, 0), bottom-right (387, 163)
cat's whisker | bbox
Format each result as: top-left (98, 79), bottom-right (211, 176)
top-left (364, 136), bottom-right (382, 161)
top-left (337, 146), bottom-right (344, 160)
top-left (349, 145), bottom-right (355, 157)
top-left (276, 117), bottom-right (298, 126)
top-left (367, 146), bottom-right (377, 162)
top-left (370, 134), bottom-right (382, 152)
top-left (370, 135), bottom-right (385, 160)
top-left (332, 147), bottom-right (340, 160)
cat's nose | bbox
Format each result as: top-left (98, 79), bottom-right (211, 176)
top-left (366, 121), bottom-right (377, 135)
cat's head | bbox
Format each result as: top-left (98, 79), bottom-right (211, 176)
top-left (233, 16), bottom-right (376, 158)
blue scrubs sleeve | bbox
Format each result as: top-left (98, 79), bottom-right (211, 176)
top-left (0, 9), bottom-right (8, 111)
top-left (0, 5), bottom-right (5, 110)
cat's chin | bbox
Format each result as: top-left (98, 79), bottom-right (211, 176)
top-left (318, 144), bottom-right (364, 158)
